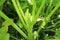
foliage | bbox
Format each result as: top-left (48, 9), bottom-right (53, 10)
top-left (0, 23), bottom-right (10, 40)
top-left (0, 0), bottom-right (60, 40)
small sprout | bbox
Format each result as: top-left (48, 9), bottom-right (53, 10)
top-left (46, 3), bottom-right (49, 6)
top-left (37, 18), bottom-right (42, 21)
top-left (58, 15), bottom-right (60, 18)
top-left (46, 34), bottom-right (48, 36)
top-left (51, 20), bottom-right (54, 25)
top-left (7, 1), bottom-right (10, 4)
top-left (56, 29), bottom-right (58, 30)
top-left (34, 31), bottom-right (38, 39)
top-left (21, 38), bottom-right (24, 40)
top-left (29, 13), bottom-right (32, 21)
top-left (27, 0), bottom-right (33, 5)
top-left (25, 9), bottom-right (32, 21)
top-left (18, 23), bottom-right (22, 28)
top-left (42, 26), bottom-right (44, 29)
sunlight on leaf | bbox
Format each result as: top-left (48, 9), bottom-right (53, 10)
top-left (0, 26), bottom-right (10, 40)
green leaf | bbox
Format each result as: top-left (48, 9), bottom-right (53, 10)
top-left (0, 34), bottom-right (9, 40)
top-left (0, 0), bottom-right (5, 6)
top-left (0, 27), bottom-right (8, 33)
top-left (20, 1), bottom-right (28, 9)
top-left (36, 0), bottom-right (42, 7)
top-left (0, 26), bottom-right (10, 40)
top-left (53, 0), bottom-right (60, 6)
top-left (47, 0), bottom-right (60, 6)
top-left (44, 34), bottom-right (60, 40)
top-left (45, 38), bottom-right (60, 40)
top-left (0, 11), bottom-right (27, 39)
top-left (0, 0), bottom-right (6, 10)
top-left (56, 28), bottom-right (60, 38)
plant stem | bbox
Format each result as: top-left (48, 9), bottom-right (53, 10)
top-left (16, 0), bottom-right (29, 26)
top-left (37, 3), bottom-right (60, 34)
top-left (27, 26), bottom-right (34, 40)
top-left (12, 0), bottom-right (30, 31)
top-left (32, 0), bottom-right (36, 18)
top-left (0, 11), bottom-right (27, 39)
top-left (37, 18), bottom-right (46, 33)
top-left (46, 0), bottom-right (53, 15)
top-left (11, 0), bottom-right (26, 28)
top-left (32, 0), bottom-right (46, 25)
top-left (10, 35), bottom-right (20, 40)
top-left (47, 20), bottom-right (60, 29)
top-left (46, 4), bottom-right (60, 21)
